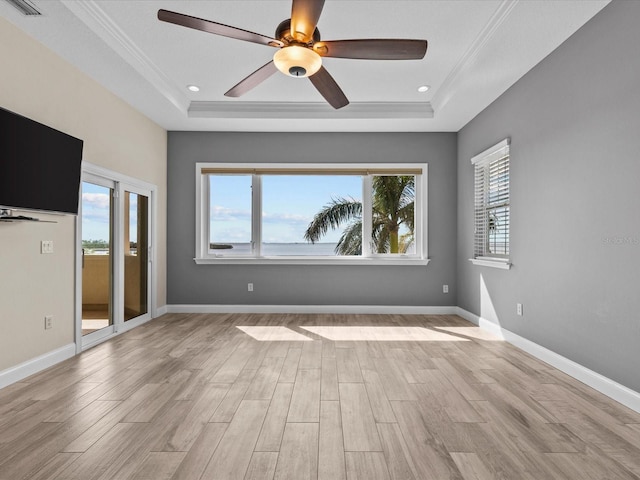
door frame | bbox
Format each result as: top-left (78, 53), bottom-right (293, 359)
top-left (75, 162), bottom-right (157, 353)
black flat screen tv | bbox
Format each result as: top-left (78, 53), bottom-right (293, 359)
top-left (0, 106), bottom-right (84, 215)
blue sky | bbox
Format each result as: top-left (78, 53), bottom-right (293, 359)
top-left (81, 182), bottom-right (139, 243)
top-left (210, 175), bottom-right (362, 244)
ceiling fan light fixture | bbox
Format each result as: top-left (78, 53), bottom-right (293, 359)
top-left (273, 46), bottom-right (322, 78)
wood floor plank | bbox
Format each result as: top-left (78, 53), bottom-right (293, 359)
top-left (377, 423), bottom-right (418, 480)
top-left (159, 382), bottom-right (229, 452)
top-left (255, 382), bottom-right (294, 452)
top-left (62, 383), bottom-right (162, 452)
top-left (372, 358), bottom-right (417, 401)
top-left (209, 370), bottom-right (256, 423)
top-left (199, 400), bottom-right (270, 480)
top-left (336, 348), bottom-right (363, 383)
top-left (122, 383), bottom-right (182, 423)
top-left (265, 341), bottom-right (291, 359)
top-left (287, 369), bottom-right (321, 423)
top-left (169, 423), bottom-right (228, 480)
top-left (390, 400), bottom-right (464, 480)
top-left (345, 452), bottom-right (391, 480)
top-left (244, 452), bottom-right (278, 480)
top-left (545, 452), bottom-right (639, 480)
top-left (41, 382), bottom-right (115, 423)
top-left (362, 369), bottom-right (396, 423)
top-left (449, 452), bottom-right (494, 480)
top-left (0, 400), bottom-right (119, 480)
top-left (415, 369), bottom-right (484, 423)
top-left (0, 381), bottom-right (101, 441)
top-left (471, 390), bottom-right (579, 453)
top-left (56, 423), bottom-right (154, 480)
top-left (148, 401), bottom-right (200, 453)
top-left (298, 341), bottom-right (323, 369)
top-left (318, 401), bottom-right (346, 480)
top-left (129, 452), bottom-right (186, 480)
top-left (339, 383), bottom-right (382, 452)
top-left (321, 356), bottom-right (339, 401)
top-left (210, 347), bottom-right (252, 383)
top-left (273, 423), bottom-right (319, 480)
top-left (278, 348), bottom-right (302, 383)
top-left (27, 453), bottom-right (82, 480)
top-left (244, 357), bottom-right (285, 401)
top-left (430, 358), bottom-right (484, 402)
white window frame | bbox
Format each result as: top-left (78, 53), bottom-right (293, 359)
top-left (195, 163), bottom-right (429, 266)
top-left (469, 139), bottom-right (511, 270)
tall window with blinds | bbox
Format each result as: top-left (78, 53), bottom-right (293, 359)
top-left (471, 139), bottom-right (510, 268)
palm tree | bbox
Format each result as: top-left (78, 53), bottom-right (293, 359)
top-left (304, 176), bottom-right (415, 255)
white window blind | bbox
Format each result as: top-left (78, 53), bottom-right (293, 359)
top-left (472, 139), bottom-right (510, 259)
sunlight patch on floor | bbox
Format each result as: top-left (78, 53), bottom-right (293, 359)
top-left (300, 326), bottom-right (471, 342)
top-left (434, 326), bottom-right (503, 341)
top-left (236, 326), bottom-right (313, 341)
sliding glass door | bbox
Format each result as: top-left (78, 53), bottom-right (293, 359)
top-left (81, 178), bottom-right (114, 340)
top-left (123, 188), bottom-right (150, 324)
top-left (78, 168), bottom-right (154, 350)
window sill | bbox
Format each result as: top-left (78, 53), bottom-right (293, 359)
top-left (469, 257), bottom-right (511, 270)
top-left (194, 257), bottom-right (430, 266)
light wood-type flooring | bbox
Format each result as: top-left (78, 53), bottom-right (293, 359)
top-left (1, 313), bottom-right (640, 480)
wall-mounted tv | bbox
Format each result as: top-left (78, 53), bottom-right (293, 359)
top-left (0, 106), bottom-right (84, 215)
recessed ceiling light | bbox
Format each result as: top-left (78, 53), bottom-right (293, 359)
top-left (417, 85), bottom-right (430, 93)
top-left (187, 85), bottom-right (200, 92)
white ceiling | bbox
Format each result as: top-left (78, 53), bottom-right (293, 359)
top-left (1, 0), bottom-right (609, 132)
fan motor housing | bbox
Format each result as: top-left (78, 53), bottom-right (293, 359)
top-left (275, 18), bottom-right (320, 46)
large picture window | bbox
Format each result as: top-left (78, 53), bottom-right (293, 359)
top-left (195, 163), bottom-right (428, 265)
top-left (470, 139), bottom-right (511, 269)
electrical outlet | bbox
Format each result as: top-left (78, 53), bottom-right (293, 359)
top-left (41, 240), bottom-right (54, 254)
top-left (443, 284), bottom-right (449, 294)
top-left (44, 315), bottom-right (53, 329)
top-left (247, 283), bottom-right (254, 292)
top-left (516, 303), bottom-right (523, 316)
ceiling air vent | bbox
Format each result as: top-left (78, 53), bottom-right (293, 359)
top-left (4, 0), bottom-right (42, 16)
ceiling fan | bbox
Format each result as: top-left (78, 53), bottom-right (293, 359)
top-left (158, 0), bottom-right (428, 109)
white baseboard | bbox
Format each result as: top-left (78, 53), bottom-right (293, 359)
top-left (167, 304), bottom-right (458, 315)
top-left (0, 343), bottom-right (76, 390)
top-left (455, 307), bottom-right (640, 414)
top-left (155, 305), bottom-right (168, 316)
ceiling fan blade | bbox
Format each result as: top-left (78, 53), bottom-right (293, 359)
top-left (290, 0), bottom-right (325, 43)
top-left (158, 9), bottom-right (283, 48)
top-left (314, 39), bottom-right (428, 60)
top-left (309, 66), bottom-right (349, 109)
top-left (224, 61), bottom-right (279, 97)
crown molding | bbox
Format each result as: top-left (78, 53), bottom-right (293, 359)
top-left (60, 0), bottom-right (188, 112)
top-left (431, 0), bottom-right (518, 113)
top-left (188, 101), bottom-right (434, 120)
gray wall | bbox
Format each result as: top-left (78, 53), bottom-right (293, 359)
top-left (168, 132), bottom-right (457, 306)
top-left (457, 0), bottom-right (640, 392)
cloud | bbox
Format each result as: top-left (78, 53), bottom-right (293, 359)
top-left (262, 212), bottom-right (311, 225)
top-left (210, 205), bottom-right (251, 221)
top-left (82, 193), bottom-right (110, 209)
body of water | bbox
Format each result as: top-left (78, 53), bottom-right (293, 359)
top-left (210, 243), bottom-right (342, 256)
